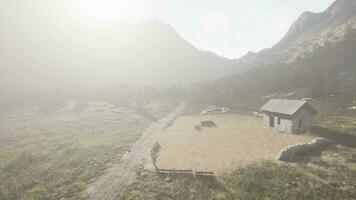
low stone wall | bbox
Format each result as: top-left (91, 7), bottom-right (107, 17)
top-left (276, 138), bottom-right (333, 161)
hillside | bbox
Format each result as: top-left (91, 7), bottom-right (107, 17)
top-left (239, 0), bottom-right (356, 65)
top-left (193, 0), bottom-right (356, 110)
top-left (0, 1), bottom-right (240, 92)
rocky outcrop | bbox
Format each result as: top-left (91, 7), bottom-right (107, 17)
top-left (238, 0), bottom-right (356, 65)
top-left (276, 11), bottom-right (330, 49)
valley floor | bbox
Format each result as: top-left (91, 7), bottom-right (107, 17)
top-left (118, 101), bottom-right (356, 200)
top-left (0, 100), bottom-right (178, 200)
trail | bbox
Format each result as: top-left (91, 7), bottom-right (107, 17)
top-left (86, 102), bottom-right (186, 200)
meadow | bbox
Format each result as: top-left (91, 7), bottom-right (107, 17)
top-left (0, 101), bottom-right (175, 200)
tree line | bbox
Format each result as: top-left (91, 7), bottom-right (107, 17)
top-left (189, 35), bottom-right (356, 107)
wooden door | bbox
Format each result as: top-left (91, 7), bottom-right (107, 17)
top-left (269, 116), bottom-right (274, 127)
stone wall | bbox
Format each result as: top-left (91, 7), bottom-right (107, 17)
top-left (276, 138), bottom-right (333, 161)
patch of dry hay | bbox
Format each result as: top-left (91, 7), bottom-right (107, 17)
top-left (156, 114), bottom-right (314, 173)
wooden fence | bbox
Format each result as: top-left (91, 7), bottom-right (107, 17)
top-left (150, 142), bottom-right (216, 178)
top-left (157, 169), bottom-right (194, 177)
top-left (195, 170), bottom-right (215, 177)
top-left (156, 168), bottom-right (215, 178)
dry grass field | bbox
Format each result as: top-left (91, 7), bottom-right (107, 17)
top-left (156, 114), bottom-right (314, 173)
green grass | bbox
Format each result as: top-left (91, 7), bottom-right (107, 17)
top-left (313, 96), bottom-right (356, 136)
top-left (118, 168), bottom-right (226, 200)
top-left (0, 101), bottom-right (175, 200)
top-left (119, 159), bottom-right (356, 200)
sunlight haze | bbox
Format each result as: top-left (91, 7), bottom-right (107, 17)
top-left (1, 0), bottom-right (356, 199)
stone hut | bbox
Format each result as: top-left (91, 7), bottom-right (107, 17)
top-left (260, 99), bottom-right (317, 134)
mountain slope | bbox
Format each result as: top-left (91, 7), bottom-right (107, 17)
top-left (193, 0), bottom-right (356, 108)
top-left (0, 1), bottom-right (240, 91)
top-left (276, 0), bottom-right (356, 48)
top-left (239, 0), bottom-right (356, 65)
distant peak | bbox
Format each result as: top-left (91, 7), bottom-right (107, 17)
top-left (301, 11), bottom-right (316, 15)
top-left (141, 18), bottom-right (166, 26)
top-left (246, 51), bottom-right (256, 56)
top-left (136, 18), bottom-right (179, 37)
top-left (300, 11), bottom-right (319, 18)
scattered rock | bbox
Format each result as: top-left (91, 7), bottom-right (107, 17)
top-left (201, 106), bottom-right (229, 115)
top-left (194, 125), bottom-right (202, 131)
top-left (328, 181), bottom-right (339, 187)
top-left (200, 120), bottom-right (217, 127)
top-left (348, 106), bottom-right (356, 110)
top-left (290, 181), bottom-right (297, 187)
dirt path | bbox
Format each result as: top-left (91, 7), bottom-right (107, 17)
top-left (86, 102), bottom-right (186, 200)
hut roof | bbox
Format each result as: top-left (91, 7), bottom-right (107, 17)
top-left (260, 99), bottom-right (317, 116)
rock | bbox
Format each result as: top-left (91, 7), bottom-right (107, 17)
top-left (276, 138), bottom-right (333, 161)
top-left (290, 181), bottom-right (297, 187)
top-left (329, 181), bottom-right (339, 187)
top-left (348, 106), bottom-right (356, 110)
top-left (194, 125), bottom-right (202, 131)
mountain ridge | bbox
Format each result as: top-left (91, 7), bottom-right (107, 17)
top-left (238, 0), bottom-right (356, 65)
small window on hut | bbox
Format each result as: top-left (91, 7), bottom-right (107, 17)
top-left (299, 119), bottom-right (302, 128)
top-left (278, 117), bottom-right (281, 125)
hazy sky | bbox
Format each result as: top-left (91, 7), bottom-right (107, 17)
top-left (82, 0), bottom-right (336, 58)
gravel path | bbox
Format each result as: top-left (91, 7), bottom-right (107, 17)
top-left (86, 102), bottom-right (186, 200)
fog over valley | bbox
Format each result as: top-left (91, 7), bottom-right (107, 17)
top-left (0, 0), bottom-right (239, 93)
top-left (1, 1), bottom-right (356, 200)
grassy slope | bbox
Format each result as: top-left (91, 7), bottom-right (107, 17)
top-left (0, 101), bottom-right (177, 200)
top-left (119, 158), bottom-right (356, 200)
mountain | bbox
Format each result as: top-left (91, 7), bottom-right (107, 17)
top-left (239, 0), bottom-right (356, 65)
top-left (193, 0), bottom-right (356, 107)
top-left (0, 1), bottom-right (240, 92)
